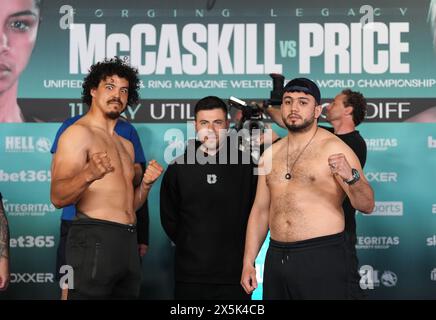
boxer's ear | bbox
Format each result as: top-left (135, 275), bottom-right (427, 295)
top-left (315, 104), bottom-right (322, 119)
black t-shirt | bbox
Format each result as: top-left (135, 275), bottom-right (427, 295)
top-left (320, 126), bottom-right (367, 246)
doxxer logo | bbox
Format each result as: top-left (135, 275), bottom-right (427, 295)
top-left (10, 273), bottom-right (54, 284)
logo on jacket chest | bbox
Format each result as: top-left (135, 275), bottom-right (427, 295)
top-left (207, 174), bottom-right (217, 184)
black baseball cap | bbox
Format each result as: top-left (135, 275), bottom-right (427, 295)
top-left (283, 78), bottom-right (321, 105)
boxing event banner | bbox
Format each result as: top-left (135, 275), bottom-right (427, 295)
top-left (0, 0), bottom-right (435, 299)
top-left (16, 0), bottom-right (436, 122)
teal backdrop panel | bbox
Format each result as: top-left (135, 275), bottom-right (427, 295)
top-left (1, 123), bottom-right (435, 299)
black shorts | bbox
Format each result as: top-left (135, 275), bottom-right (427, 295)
top-left (65, 213), bottom-right (141, 299)
top-left (263, 232), bottom-right (364, 300)
top-left (55, 219), bottom-right (73, 281)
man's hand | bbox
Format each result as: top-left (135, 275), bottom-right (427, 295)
top-left (0, 257), bottom-right (9, 291)
top-left (85, 152), bottom-right (114, 182)
top-left (241, 264), bottom-right (257, 294)
top-left (135, 160), bottom-right (164, 209)
top-left (142, 160), bottom-right (164, 187)
top-left (138, 244), bottom-right (148, 257)
top-left (328, 153), bottom-right (353, 181)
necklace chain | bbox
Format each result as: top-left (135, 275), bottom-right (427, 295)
top-left (285, 127), bottom-right (318, 180)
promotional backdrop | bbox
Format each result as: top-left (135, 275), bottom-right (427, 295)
top-left (0, 0), bottom-right (435, 299)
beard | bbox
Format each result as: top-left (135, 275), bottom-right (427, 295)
top-left (105, 98), bottom-right (125, 119)
top-left (106, 111), bottom-right (121, 119)
top-left (283, 112), bottom-right (316, 133)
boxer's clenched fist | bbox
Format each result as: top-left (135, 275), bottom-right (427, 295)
top-left (328, 153), bottom-right (353, 181)
top-left (142, 160), bottom-right (164, 187)
top-left (85, 152), bottom-right (114, 182)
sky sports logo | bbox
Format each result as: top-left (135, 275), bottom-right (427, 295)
top-left (4, 136), bottom-right (51, 153)
top-left (0, 170), bottom-right (51, 182)
top-left (426, 235), bottom-right (436, 247)
top-left (359, 201), bottom-right (403, 216)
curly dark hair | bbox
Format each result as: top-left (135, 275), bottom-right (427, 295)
top-left (81, 57), bottom-right (140, 107)
top-left (341, 89), bottom-right (367, 126)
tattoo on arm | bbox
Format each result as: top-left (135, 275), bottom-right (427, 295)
top-left (0, 199), bottom-right (9, 259)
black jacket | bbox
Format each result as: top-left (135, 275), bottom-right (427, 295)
top-left (160, 138), bottom-right (257, 284)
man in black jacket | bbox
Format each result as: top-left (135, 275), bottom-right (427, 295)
top-left (160, 96), bottom-right (258, 300)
